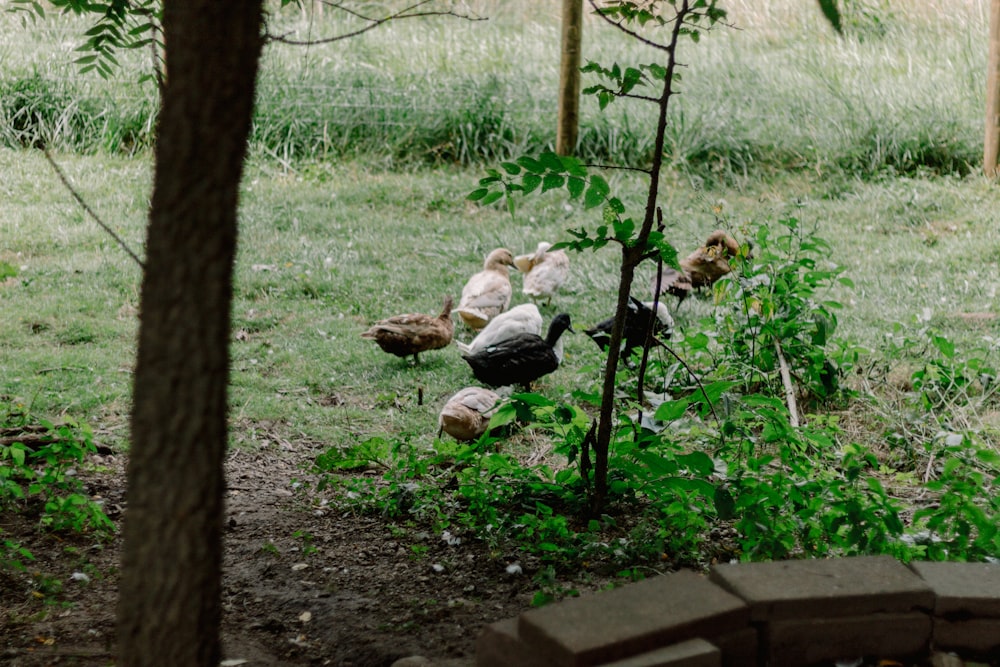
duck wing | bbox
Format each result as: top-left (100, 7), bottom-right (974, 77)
top-left (461, 304), bottom-right (543, 355)
top-left (523, 251), bottom-right (570, 299)
top-left (463, 334), bottom-right (558, 387)
top-left (460, 271), bottom-right (512, 312)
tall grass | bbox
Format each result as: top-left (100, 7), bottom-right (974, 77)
top-left (0, 1), bottom-right (989, 179)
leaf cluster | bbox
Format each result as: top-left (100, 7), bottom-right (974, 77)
top-left (8, 0), bottom-right (161, 79)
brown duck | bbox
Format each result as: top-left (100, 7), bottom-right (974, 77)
top-left (653, 230), bottom-right (746, 302)
top-left (437, 386), bottom-right (502, 442)
top-left (361, 296), bottom-right (454, 363)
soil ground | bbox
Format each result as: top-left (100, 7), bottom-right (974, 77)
top-left (0, 440), bottom-right (565, 667)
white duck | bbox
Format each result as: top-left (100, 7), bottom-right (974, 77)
top-left (456, 248), bottom-right (517, 330)
top-left (514, 241), bottom-right (570, 306)
top-left (455, 303), bottom-right (543, 356)
top-left (437, 386), bottom-right (502, 442)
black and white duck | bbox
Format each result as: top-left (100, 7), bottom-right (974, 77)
top-left (461, 313), bottom-right (574, 390)
top-left (585, 297), bottom-right (674, 357)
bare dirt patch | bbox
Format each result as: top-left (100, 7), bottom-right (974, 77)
top-left (0, 440), bottom-right (550, 667)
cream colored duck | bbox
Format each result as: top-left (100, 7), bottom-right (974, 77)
top-left (514, 241), bottom-right (570, 306)
top-left (455, 248), bottom-right (517, 330)
top-left (455, 303), bottom-right (543, 356)
top-left (360, 295), bottom-right (454, 363)
top-left (437, 386), bottom-right (502, 442)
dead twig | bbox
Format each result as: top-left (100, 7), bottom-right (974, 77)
top-left (774, 339), bottom-right (800, 428)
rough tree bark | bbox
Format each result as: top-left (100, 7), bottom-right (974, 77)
top-left (117, 2), bottom-right (265, 665)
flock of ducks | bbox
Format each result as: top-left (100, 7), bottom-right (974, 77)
top-left (361, 230), bottom-right (744, 443)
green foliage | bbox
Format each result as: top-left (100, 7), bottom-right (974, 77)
top-left (712, 218), bottom-right (851, 402)
top-left (0, 411), bottom-right (115, 537)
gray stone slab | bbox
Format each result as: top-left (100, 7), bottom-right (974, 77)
top-left (517, 569), bottom-right (749, 667)
top-left (709, 556), bottom-right (934, 621)
top-left (476, 617), bottom-right (550, 667)
top-left (597, 638), bottom-right (721, 667)
top-left (908, 561), bottom-right (1000, 617)
top-left (933, 617), bottom-right (1000, 657)
top-left (766, 612), bottom-right (931, 667)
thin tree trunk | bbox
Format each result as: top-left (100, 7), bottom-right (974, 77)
top-left (986, 0), bottom-right (1000, 176)
top-left (118, 2), bottom-right (264, 665)
top-left (557, 0), bottom-right (584, 156)
top-left (591, 2), bottom-right (688, 515)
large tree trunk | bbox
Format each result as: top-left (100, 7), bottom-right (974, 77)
top-left (118, 2), bottom-right (264, 665)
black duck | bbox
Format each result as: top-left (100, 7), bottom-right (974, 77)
top-left (461, 313), bottom-right (574, 390)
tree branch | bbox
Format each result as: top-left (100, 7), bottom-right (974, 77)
top-left (43, 150), bottom-right (145, 269)
top-left (774, 338), bottom-right (800, 428)
top-left (587, 0), bottom-right (673, 51)
top-left (266, 0), bottom-right (485, 46)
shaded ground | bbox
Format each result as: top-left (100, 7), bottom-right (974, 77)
top-left (0, 440), bottom-right (561, 667)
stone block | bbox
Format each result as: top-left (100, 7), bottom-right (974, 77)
top-left (933, 617), bottom-right (1000, 658)
top-left (477, 616), bottom-right (550, 667)
top-left (710, 555), bottom-right (934, 621)
top-left (709, 626), bottom-right (758, 667)
top-left (765, 612), bottom-right (931, 667)
top-left (596, 638), bottom-right (721, 667)
top-left (908, 561), bottom-right (1000, 618)
top-left (517, 570), bottom-right (749, 667)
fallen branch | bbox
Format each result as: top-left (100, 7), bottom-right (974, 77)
top-left (774, 339), bottom-right (800, 428)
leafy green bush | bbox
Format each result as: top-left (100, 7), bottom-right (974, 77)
top-left (0, 412), bottom-right (114, 537)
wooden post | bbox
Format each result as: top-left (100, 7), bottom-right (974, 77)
top-left (986, 0), bottom-right (1000, 176)
top-left (557, 0), bottom-right (584, 156)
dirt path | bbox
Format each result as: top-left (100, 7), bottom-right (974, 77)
top-left (1, 442), bottom-right (539, 666)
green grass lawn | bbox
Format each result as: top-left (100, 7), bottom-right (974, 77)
top-left (2, 148), bottom-right (998, 455)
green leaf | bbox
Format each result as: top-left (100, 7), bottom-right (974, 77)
top-left (467, 187), bottom-right (490, 201)
top-left (559, 155), bottom-right (587, 177)
top-left (539, 151), bottom-right (565, 173)
top-left (613, 218), bottom-right (635, 242)
top-left (566, 176), bottom-right (586, 199)
top-left (584, 186), bottom-right (605, 210)
top-left (589, 174), bottom-right (610, 197)
top-left (816, 0), bottom-right (843, 34)
top-left (487, 403), bottom-right (519, 429)
top-left (653, 399), bottom-right (688, 422)
top-left (541, 173), bottom-right (565, 193)
top-left (500, 161), bottom-right (521, 175)
top-left (517, 156), bottom-right (545, 174)
top-left (480, 190), bottom-right (503, 206)
top-left (522, 173), bottom-right (542, 194)
top-left (677, 451), bottom-right (714, 476)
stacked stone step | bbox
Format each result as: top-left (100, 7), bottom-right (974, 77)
top-left (475, 556), bottom-right (1000, 667)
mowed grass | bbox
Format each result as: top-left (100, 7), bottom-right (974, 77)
top-left (2, 147), bottom-right (999, 455)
